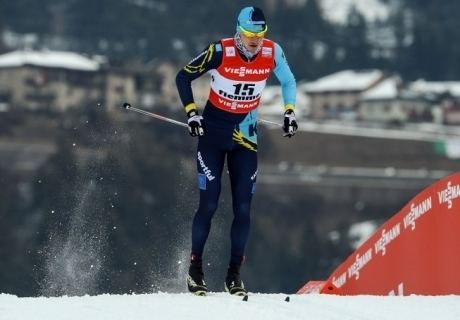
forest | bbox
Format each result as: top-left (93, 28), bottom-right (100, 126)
top-left (0, 0), bottom-right (459, 81)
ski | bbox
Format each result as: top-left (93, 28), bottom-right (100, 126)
top-left (189, 292), bottom-right (291, 303)
top-left (239, 294), bottom-right (291, 302)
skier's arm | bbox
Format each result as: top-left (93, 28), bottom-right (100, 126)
top-left (176, 42), bottom-right (223, 115)
top-left (273, 43), bottom-right (296, 112)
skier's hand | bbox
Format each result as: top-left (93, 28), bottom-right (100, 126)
top-left (283, 109), bottom-right (298, 138)
top-left (187, 111), bottom-right (205, 137)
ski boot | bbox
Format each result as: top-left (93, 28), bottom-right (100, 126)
top-left (224, 263), bottom-right (247, 296)
top-left (186, 258), bottom-right (207, 296)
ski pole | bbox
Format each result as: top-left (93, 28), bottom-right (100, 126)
top-left (258, 118), bottom-right (283, 127)
top-left (122, 102), bottom-right (283, 128)
top-left (123, 103), bottom-right (188, 128)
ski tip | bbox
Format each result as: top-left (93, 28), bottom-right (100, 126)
top-left (123, 102), bottom-right (131, 109)
top-left (242, 295), bottom-right (249, 302)
top-left (285, 296), bottom-right (290, 302)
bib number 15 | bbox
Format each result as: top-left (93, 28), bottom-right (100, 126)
top-left (233, 83), bottom-right (255, 96)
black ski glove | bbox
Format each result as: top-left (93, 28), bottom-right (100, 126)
top-left (187, 110), bottom-right (205, 137)
top-left (283, 109), bottom-right (298, 138)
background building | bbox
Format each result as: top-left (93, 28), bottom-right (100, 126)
top-left (301, 70), bottom-right (385, 120)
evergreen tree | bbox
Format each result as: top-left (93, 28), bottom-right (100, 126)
top-left (399, 0), bottom-right (460, 80)
top-left (273, 0), bottom-right (336, 80)
top-left (0, 0), bottom-right (50, 34)
top-left (337, 5), bottom-right (372, 70)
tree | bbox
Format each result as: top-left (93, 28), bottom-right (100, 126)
top-left (397, 0), bottom-right (460, 80)
top-left (337, 5), bottom-right (372, 70)
top-left (0, 0), bottom-right (50, 35)
top-left (271, 0), bottom-right (336, 80)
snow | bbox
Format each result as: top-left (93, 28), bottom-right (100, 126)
top-left (361, 77), bottom-right (460, 101)
top-left (301, 121), bottom-right (460, 142)
top-left (361, 77), bottom-right (400, 100)
top-left (443, 139), bottom-right (460, 159)
top-left (303, 70), bottom-right (384, 93)
top-left (348, 220), bottom-right (379, 249)
top-left (409, 80), bottom-right (460, 98)
top-left (260, 85), bottom-right (310, 117)
top-left (320, 0), bottom-right (391, 25)
top-left (0, 50), bottom-right (100, 71)
top-left (1, 292), bottom-right (459, 320)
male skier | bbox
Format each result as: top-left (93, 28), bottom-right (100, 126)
top-left (176, 6), bottom-right (297, 295)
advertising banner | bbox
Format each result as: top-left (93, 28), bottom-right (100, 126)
top-left (299, 172), bottom-right (460, 295)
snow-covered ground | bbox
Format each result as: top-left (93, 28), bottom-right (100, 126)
top-left (1, 292), bottom-right (459, 320)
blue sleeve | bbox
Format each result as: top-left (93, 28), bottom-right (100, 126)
top-left (273, 43), bottom-right (296, 107)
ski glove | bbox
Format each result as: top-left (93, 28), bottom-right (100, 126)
top-left (187, 111), bottom-right (205, 137)
top-left (283, 109), bottom-right (298, 138)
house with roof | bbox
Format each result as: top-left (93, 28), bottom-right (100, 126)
top-left (409, 80), bottom-right (460, 125)
top-left (301, 69), bottom-right (385, 119)
top-left (0, 49), bottom-right (136, 112)
top-left (359, 77), bottom-right (435, 124)
top-left (359, 78), bottom-right (460, 125)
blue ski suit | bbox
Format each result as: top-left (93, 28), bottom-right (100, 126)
top-left (176, 38), bottom-right (296, 265)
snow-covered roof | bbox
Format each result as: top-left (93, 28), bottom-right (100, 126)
top-left (409, 80), bottom-right (460, 98)
top-left (0, 50), bottom-right (100, 71)
top-left (303, 69), bottom-right (384, 93)
top-left (361, 77), bottom-right (400, 100)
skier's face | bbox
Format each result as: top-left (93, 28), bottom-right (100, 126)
top-left (239, 32), bottom-right (264, 54)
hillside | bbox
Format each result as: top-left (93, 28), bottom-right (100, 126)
top-left (2, 0), bottom-right (460, 80)
top-left (260, 125), bottom-right (460, 170)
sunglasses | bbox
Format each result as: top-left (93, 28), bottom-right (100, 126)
top-left (238, 25), bottom-right (268, 38)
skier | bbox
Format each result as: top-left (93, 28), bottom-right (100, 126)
top-left (176, 6), bottom-right (297, 295)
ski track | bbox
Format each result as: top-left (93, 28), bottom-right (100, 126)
top-left (1, 293), bottom-right (460, 320)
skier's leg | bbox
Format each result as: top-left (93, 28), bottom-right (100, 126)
top-left (187, 138), bottom-right (226, 294)
top-left (191, 138), bottom-right (226, 260)
top-left (224, 146), bottom-right (256, 294)
top-left (227, 146), bottom-right (257, 264)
